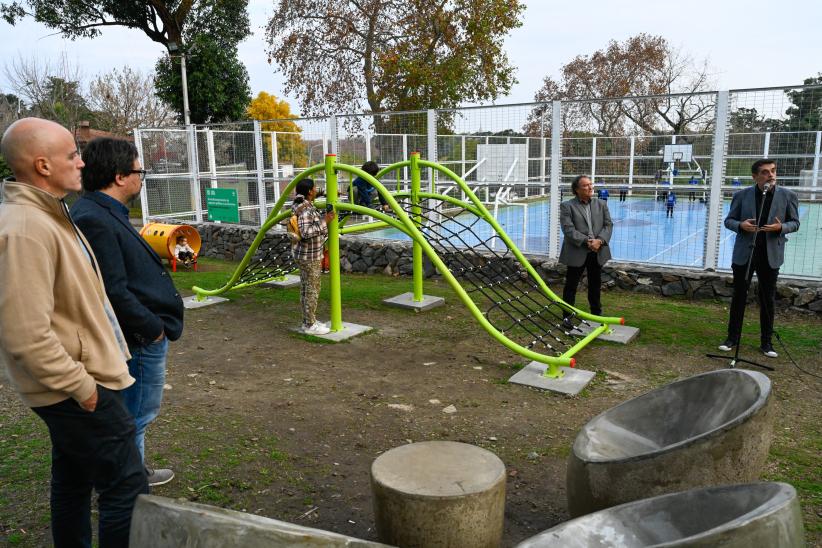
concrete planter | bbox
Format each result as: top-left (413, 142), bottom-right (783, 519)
top-left (567, 369), bottom-right (773, 517)
top-left (518, 482), bottom-right (804, 547)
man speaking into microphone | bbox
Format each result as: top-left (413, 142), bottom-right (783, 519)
top-left (718, 159), bottom-right (800, 358)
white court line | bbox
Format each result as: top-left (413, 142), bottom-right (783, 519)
top-left (645, 228), bottom-right (705, 263)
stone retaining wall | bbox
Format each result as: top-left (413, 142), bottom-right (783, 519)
top-left (189, 221), bottom-right (822, 314)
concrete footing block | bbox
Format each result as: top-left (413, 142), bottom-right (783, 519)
top-left (371, 441), bottom-right (505, 548)
top-left (517, 482), bottom-right (805, 548)
top-left (382, 292), bottom-right (445, 312)
top-left (575, 322), bottom-right (640, 344)
top-left (290, 322), bottom-right (373, 342)
top-left (183, 295), bottom-right (229, 309)
top-left (129, 495), bottom-right (388, 547)
top-left (261, 274), bottom-right (300, 288)
top-left (508, 362), bottom-right (595, 395)
top-left (566, 369), bottom-right (773, 517)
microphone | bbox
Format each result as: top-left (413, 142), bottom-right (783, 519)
top-left (762, 182), bottom-right (772, 193)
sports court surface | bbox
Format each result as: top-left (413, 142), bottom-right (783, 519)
top-left (367, 194), bottom-right (822, 278)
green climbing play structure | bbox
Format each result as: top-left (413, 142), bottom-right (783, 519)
top-left (193, 153), bottom-right (624, 377)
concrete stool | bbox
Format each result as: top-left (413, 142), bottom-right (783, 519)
top-left (517, 482), bottom-right (804, 547)
top-left (567, 369), bottom-right (773, 517)
top-left (371, 441), bottom-right (506, 548)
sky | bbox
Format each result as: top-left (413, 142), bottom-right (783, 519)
top-left (1, 0), bottom-right (820, 114)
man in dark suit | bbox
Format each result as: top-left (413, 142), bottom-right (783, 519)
top-left (718, 159), bottom-right (800, 358)
top-left (72, 138), bottom-right (184, 486)
top-left (559, 175), bottom-right (613, 324)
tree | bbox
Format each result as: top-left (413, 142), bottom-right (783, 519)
top-left (782, 75), bottom-right (822, 132)
top-left (3, 53), bottom-right (90, 130)
top-left (154, 33), bottom-right (251, 124)
top-left (527, 34), bottom-right (715, 136)
top-left (1, 0), bottom-right (251, 122)
top-left (1, 0), bottom-right (249, 52)
top-left (246, 92), bottom-right (307, 166)
top-left (87, 66), bottom-right (174, 134)
top-left (265, 0), bottom-right (524, 122)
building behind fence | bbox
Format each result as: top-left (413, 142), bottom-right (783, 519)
top-left (134, 84), bottom-right (822, 281)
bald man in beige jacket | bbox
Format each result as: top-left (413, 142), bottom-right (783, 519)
top-left (0, 118), bottom-right (148, 547)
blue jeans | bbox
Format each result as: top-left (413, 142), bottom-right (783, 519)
top-left (33, 387), bottom-right (148, 547)
top-left (123, 337), bottom-right (168, 461)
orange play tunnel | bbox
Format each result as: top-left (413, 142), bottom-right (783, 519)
top-left (139, 223), bottom-right (201, 263)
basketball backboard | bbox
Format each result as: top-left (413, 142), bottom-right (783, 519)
top-left (663, 144), bottom-right (693, 163)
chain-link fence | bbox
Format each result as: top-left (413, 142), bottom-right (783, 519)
top-left (134, 84), bottom-right (822, 280)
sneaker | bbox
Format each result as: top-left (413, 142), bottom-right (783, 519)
top-left (303, 322), bottom-right (330, 336)
top-left (717, 338), bottom-right (736, 352)
top-left (146, 466), bottom-right (174, 487)
top-left (760, 343), bottom-right (778, 358)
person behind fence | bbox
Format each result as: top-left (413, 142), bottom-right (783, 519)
top-left (0, 118), bottom-right (148, 547)
top-left (174, 235), bottom-right (197, 267)
top-left (666, 190), bottom-right (676, 218)
top-left (292, 178), bottom-right (335, 335)
top-left (619, 183), bottom-right (628, 202)
top-left (559, 175), bottom-right (613, 327)
top-left (718, 159), bottom-right (800, 358)
top-left (71, 137), bottom-right (184, 489)
top-left (353, 160), bottom-right (389, 212)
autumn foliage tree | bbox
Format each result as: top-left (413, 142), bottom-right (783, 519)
top-left (265, 0), bottom-right (524, 128)
top-left (246, 92), bottom-right (307, 167)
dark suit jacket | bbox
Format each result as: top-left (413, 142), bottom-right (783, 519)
top-left (559, 197), bottom-right (613, 267)
top-left (724, 185), bottom-right (800, 269)
top-left (71, 192), bottom-right (184, 347)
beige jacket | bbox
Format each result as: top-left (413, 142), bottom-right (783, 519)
top-left (0, 180), bottom-right (132, 407)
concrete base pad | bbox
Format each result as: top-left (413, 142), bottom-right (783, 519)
top-left (183, 295), bottom-right (229, 309)
top-left (508, 361), bottom-right (596, 395)
top-left (576, 322), bottom-right (640, 344)
top-left (383, 292), bottom-right (445, 312)
top-left (261, 274), bottom-right (300, 288)
top-left (291, 322), bottom-right (373, 342)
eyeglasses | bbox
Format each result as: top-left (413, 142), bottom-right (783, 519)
top-left (129, 169), bottom-right (147, 180)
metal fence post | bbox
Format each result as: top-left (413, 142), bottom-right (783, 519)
top-left (704, 91), bottom-right (730, 270)
top-left (134, 129), bottom-right (149, 226)
top-left (206, 128), bottom-right (218, 189)
top-left (329, 115), bottom-right (338, 156)
top-left (812, 131), bottom-right (820, 201)
top-left (253, 120), bottom-right (267, 225)
top-left (628, 135), bottom-right (635, 194)
top-left (591, 136), bottom-right (597, 183)
top-left (427, 109), bottom-right (437, 193)
top-left (186, 125), bottom-right (203, 222)
top-left (549, 101), bottom-right (562, 259)
top-left (271, 131), bottom-right (280, 202)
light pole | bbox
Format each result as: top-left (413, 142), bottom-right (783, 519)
top-left (168, 41), bottom-right (191, 125)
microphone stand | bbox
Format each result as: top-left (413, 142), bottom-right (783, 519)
top-left (707, 183), bottom-right (775, 371)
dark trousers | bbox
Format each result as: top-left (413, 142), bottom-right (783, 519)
top-left (727, 251), bottom-right (779, 346)
top-left (32, 386), bottom-right (149, 548)
top-left (562, 251), bottom-right (602, 317)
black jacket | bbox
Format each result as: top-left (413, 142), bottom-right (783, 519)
top-left (71, 192), bottom-right (184, 347)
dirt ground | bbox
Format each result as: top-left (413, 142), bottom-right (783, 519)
top-left (1, 270), bottom-right (821, 546)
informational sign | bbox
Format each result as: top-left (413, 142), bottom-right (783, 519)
top-left (205, 187), bottom-right (239, 223)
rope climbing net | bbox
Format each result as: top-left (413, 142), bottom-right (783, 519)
top-left (232, 233), bottom-right (297, 288)
top-left (393, 197), bottom-right (592, 357)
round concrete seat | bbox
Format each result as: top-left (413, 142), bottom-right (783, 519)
top-left (371, 441), bottom-right (506, 547)
top-left (517, 482), bottom-right (804, 547)
top-left (567, 369), bottom-right (773, 517)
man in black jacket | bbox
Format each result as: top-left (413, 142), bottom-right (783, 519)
top-left (72, 138), bottom-right (184, 487)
